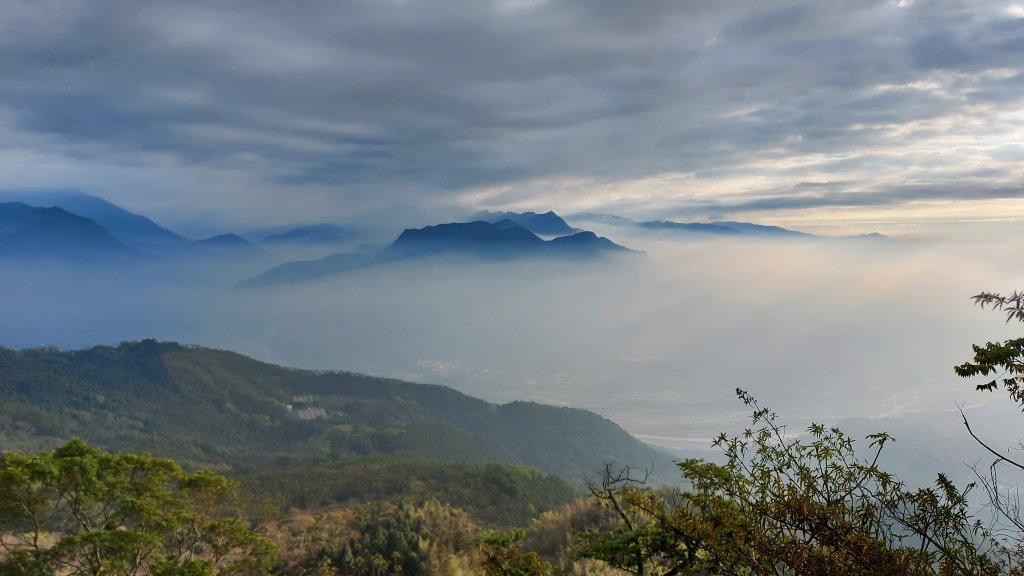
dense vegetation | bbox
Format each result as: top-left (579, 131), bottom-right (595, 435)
top-left (0, 439), bottom-right (625, 575)
top-left (574, 391), bottom-right (1011, 575)
top-left (6, 395), bottom-right (1018, 575)
top-left (240, 459), bottom-right (575, 528)
top-left (0, 439), bottom-right (274, 575)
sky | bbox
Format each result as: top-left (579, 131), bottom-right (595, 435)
top-left (3, 0), bottom-right (1024, 234)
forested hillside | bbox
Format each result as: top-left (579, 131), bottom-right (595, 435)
top-left (0, 340), bottom-right (677, 483)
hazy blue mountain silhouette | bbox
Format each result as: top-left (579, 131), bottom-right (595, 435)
top-left (261, 223), bottom-right (359, 245)
top-left (382, 220), bottom-right (631, 259)
top-left (195, 233), bottom-right (260, 253)
top-left (0, 191), bottom-right (189, 252)
top-left (567, 212), bottom-right (636, 226)
top-left (241, 252), bottom-right (383, 286)
top-left (638, 219), bottom-right (814, 237)
top-left (389, 220), bottom-right (546, 256)
top-left (710, 221), bottom-right (813, 237)
top-left (849, 232), bottom-right (888, 241)
top-left (0, 202), bottom-right (134, 260)
top-left (638, 221), bottom-right (743, 234)
top-left (569, 212), bottom-right (884, 240)
top-left (547, 230), bottom-right (633, 253)
top-left (243, 220), bottom-right (635, 286)
top-left (474, 210), bottom-right (580, 237)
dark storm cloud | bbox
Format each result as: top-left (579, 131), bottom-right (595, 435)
top-left (2, 0), bottom-right (1024, 221)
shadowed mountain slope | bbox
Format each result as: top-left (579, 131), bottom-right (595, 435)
top-left (0, 202), bottom-right (134, 260)
top-left (0, 191), bottom-right (190, 252)
top-left (261, 223), bottom-right (360, 245)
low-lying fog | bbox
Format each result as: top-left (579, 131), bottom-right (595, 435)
top-left (4, 223), bottom-right (1024, 488)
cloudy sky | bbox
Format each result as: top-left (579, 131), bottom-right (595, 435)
top-left (3, 0), bottom-right (1024, 232)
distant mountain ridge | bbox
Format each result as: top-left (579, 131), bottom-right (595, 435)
top-left (391, 220), bottom-right (545, 255)
top-left (389, 220), bottom-right (630, 257)
top-left (244, 220), bottom-right (636, 286)
top-left (0, 191), bottom-right (280, 258)
top-left (709, 220), bottom-right (814, 237)
top-left (194, 233), bottom-right (260, 253)
top-left (261, 223), bottom-right (360, 245)
top-left (473, 210), bottom-right (580, 237)
top-left (569, 212), bottom-right (885, 239)
top-left (638, 221), bottom-right (743, 235)
top-left (0, 191), bottom-right (191, 252)
top-left (0, 202), bottom-right (135, 260)
top-left (0, 340), bottom-right (677, 483)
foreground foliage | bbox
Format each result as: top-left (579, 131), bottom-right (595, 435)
top-left (241, 459), bottom-right (576, 528)
top-left (956, 290), bottom-right (1024, 562)
top-left (955, 291), bottom-right (1024, 404)
top-left (576, 390), bottom-right (1018, 575)
top-left (0, 439), bottom-right (275, 575)
top-left (1, 414), bottom-right (1016, 576)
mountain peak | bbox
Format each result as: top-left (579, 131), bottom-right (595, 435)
top-left (0, 202), bottom-right (134, 260)
top-left (473, 210), bottom-right (580, 237)
top-left (390, 220), bottom-right (544, 256)
top-left (548, 230), bottom-right (636, 254)
top-left (0, 190), bottom-right (188, 252)
top-left (196, 233), bottom-right (259, 252)
top-left (244, 220), bottom-right (636, 285)
top-left (261, 223), bottom-right (358, 245)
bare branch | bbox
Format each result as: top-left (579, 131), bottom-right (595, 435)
top-left (960, 406), bottom-right (1024, 472)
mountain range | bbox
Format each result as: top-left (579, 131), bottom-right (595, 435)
top-left (0, 191), bottom-right (356, 258)
top-left (570, 212), bottom-right (886, 240)
top-left (260, 223), bottom-right (360, 245)
top-left (194, 233), bottom-right (261, 252)
top-left (0, 202), bottom-right (135, 260)
top-left (1, 190), bottom-right (887, 281)
top-left (638, 220), bottom-right (813, 238)
top-left (243, 220), bottom-right (636, 286)
top-left (0, 191), bottom-right (191, 252)
top-left (473, 210), bottom-right (580, 237)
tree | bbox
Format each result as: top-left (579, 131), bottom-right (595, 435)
top-left (956, 291), bottom-right (1024, 558)
top-left (580, 465), bottom-right (694, 576)
top-left (577, 390), bottom-right (1015, 575)
top-left (955, 291), bottom-right (1024, 403)
top-left (477, 529), bottom-right (553, 576)
top-left (0, 439), bottom-right (275, 575)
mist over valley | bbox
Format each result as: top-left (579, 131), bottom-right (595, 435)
top-left (1, 192), bottom-right (1017, 490)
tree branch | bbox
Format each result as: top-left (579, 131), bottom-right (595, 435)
top-left (960, 406), bottom-right (1024, 472)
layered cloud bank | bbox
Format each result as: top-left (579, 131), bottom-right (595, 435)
top-left (2, 0), bottom-right (1024, 230)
